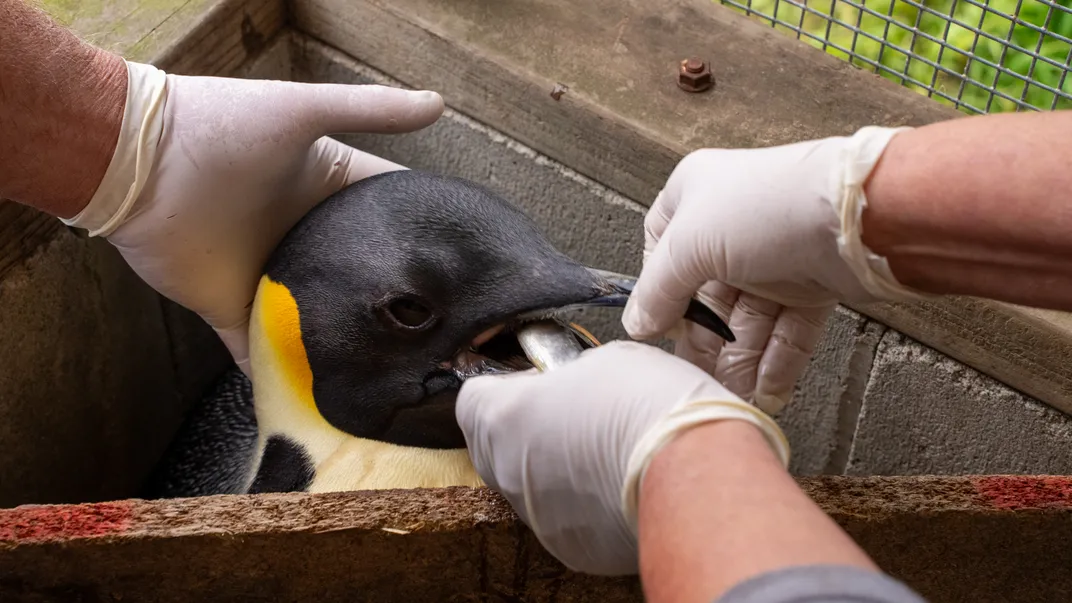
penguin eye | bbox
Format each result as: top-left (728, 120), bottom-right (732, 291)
top-left (385, 296), bottom-right (436, 330)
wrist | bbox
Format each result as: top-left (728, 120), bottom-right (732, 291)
top-left (69, 50), bottom-right (128, 216)
top-left (828, 125), bottom-right (928, 303)
top-left (857, 112), bottom-right (1072, 309)
top-left (636, 419), bottom-right (788, 603)
top-left (639, 418), bottom-right (784, 513)
top-left (637, 415), bottom-right (876, 603)
top-left (62, 61), bottom-right (169, 236)
top-left (649, 417), bottom-right (778, 474)
top-left (0, 1), bottom-right (127, 218)
top-left (620, 396), bottom-right (790, 535)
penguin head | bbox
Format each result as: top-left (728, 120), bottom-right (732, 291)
top-left (249, 170), bottom-right (732, 452)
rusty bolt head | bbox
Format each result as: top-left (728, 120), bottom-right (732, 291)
top-left (678, 57), bottom-right (713, 93)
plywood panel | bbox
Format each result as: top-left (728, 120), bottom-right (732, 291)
top-left (2, 478), bottom-right (1071, 602)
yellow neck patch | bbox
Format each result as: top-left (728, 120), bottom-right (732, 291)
top-left (247, 274), bottom-right (484, 492)
top-left (251, 275), bottom-right (318, 416)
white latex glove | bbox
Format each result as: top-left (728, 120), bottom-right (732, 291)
top-left (61, 61), bottom-right (445, 374)
top-left (456, 341), bottom-right (790, 576)
top-left (622, 126), bottom-right (932, 415)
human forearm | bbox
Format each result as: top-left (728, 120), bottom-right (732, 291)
top-left (637, 419), bottom-right (876, 603)
top-left (863, 110), bottom-right (1072, 310)
top-left (0, 0), bottom-right (126, 218)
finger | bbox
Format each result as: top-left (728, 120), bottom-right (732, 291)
top-left (455, 370), bottom-right (537, 436)
top-left (306, 83), bottom-right (445, 135)
top-left (642, 188), bottom-right (674, 257)
top-left (626, 152), bottom-right (713, 340)
top-left (714, 293), bottom-right (783, 403)
top-left (305, 137), bottom-right (408, 200)
top-left (455, 370), bottom-right (538, 492)
top-left (753, 304), bottom-right (834, 415)
top-left (673, 281), bottom-right (738, 374)
top-left (622, 220), bottom-right (711, 340)
top-left (327, 139), bottom-right (409, 185)
top-left (641, 157), bottom-right (699, 256)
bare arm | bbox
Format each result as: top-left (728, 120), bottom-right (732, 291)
top-left (863, 110), bottom-right (1072, 310)
top-left (637, 419), bottom-right (878, 603)
top-left (0, 0), bottom-right (126, 218)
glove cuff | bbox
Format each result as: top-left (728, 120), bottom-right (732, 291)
top-left (61, 61), bottom-right (168, 237)
top-left (619, 396), bottom-right (791, 535)
top-left (832, 125), bottom-right (935, 303)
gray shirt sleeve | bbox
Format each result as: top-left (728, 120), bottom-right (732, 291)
top-left (715, 564), bottom-right (929, 603)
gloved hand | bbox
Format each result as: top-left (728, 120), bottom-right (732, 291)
top-left (623, 126), bottom-right (931, 415)
top-left (456, 341), bottom-right (790, 576)
top-left (61, 61), bottom-right (444, 374)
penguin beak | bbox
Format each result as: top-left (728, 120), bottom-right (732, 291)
top-left (509, 268), bottom-right (734, 343)
top-left (448, 267), bottom-right (734, 381)
top-left (576, 268), bottom-right (735, 342)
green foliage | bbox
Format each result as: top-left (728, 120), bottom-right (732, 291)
top-left (719, 0), bottom-right (1072, 112)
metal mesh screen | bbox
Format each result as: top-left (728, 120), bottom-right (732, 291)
top-left (718, 0), bottom-right (1072, 114)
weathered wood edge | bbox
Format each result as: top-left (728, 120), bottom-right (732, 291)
top-left (291, 0), bottom-right (1072, 415)
top-left (148, 0), bottom-right (288, 76)
top-left (2, 476), bottom-right (1068, 546)
top-left (38, 0), bottom-right (287, 69)
top-left (2, 478), bottom-right (1071, 603)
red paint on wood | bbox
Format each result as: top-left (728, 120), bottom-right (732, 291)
top-left (0, 502), bottom-right (133, 543)
top-left (974, 476), bottom-right (1072, 510)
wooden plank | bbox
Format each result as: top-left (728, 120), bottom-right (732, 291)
top-left (38, 0), bottom-right (283, 66)
top-left (147, 0), bottom-right (288, 76)
top-left (37, 0), bottom-right (220, 60)
top-left (293, 0), bottom-right (963, 208)
top-left (2, 478), bottom-right (1071, 602)
top-left (293, 0), bottom-right (1072, 415)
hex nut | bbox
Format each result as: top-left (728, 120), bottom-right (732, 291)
top-left (677, 57), bottom-right (714, 93)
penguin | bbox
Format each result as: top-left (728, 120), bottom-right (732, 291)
top-left (143, 170), bottom-right (733, 499)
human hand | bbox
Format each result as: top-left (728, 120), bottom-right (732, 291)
top-left (623, 127), bottom-right (930, 415)
top-left (455, 341), bottom-right (790, 576)
top-left (62, 61), bottom-right (444, 374)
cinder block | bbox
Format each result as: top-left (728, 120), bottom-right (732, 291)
top-left (848, 330), bottom-right (1072, 475)
top-left (778, 306), bottom-right (885, 475)
top-left (0, 232), bottom-right (183, 507)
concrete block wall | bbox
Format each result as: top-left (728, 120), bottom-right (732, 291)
top-left (846, 328), bottom-right (1072, 475)
top-left (292, 38), bottom-right (1072, 478)
top-left (0, 211), bottom-right (234, 511)
top-left (0, 230), bottom-right (175, 507)
top-left (783, 307), bottom-right (1072, 475)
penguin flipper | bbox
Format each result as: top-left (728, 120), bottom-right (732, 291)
top-left (141, 366), bottom-right (260, 499)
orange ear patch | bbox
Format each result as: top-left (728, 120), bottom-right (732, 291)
top-left (252, 276), bottom-right (317, 416)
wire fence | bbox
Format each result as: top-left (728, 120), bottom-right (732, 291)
top-left (718, 0), bottom-right (1072, 114)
